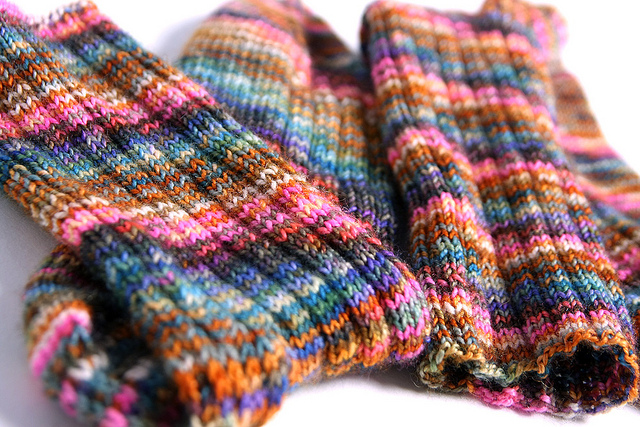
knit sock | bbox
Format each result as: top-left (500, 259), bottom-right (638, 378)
top-left (480, 0), bottom-right (640, 409)
top-left (177, 0), bottom-right (398, 243)
top-left (541, 5), bottom-right (640, 357)
top-left (361, 0), bottom-right (638, 415)
top-left (0, 3), bottom-right (428, 425)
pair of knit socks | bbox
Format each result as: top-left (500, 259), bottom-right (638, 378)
top-left (1, 0), bottom-right (639, 425)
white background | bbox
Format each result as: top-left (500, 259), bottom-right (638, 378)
top-left (2, 1), bottom-right (640, 426)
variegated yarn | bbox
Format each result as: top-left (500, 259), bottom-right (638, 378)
top-left (361, 0), bottom-right (639, 414)
top-left (0, 2), bottom-right (426, 425)
top-left (2, 0), bottom-right (640, 425)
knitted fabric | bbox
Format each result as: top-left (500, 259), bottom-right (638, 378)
top-left (5, 0), bottom-right (640, 424)
top-left (177, 0), bottom-right (398, 242)
top-left (0, 2), bottom-right (428, 426)
top-left (547, 9), bottom-right (640, 378)
top-left (361, 0), bottom-right (638, 415)
top-left (541, 2), bottom-right (640, 411)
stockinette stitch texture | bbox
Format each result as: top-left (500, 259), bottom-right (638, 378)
top-left (544, 9), bottom-right (640, 355)
top-left (4, 0), bottom-right (640, 425)
top-left (361, 0), bottom-right (638, 415)
top-left (0, 1), bottom-right (428, 426)
top-left (177, 2), bottom-right (640, 415)
top-left (177, 0), bottom-right (398, 242)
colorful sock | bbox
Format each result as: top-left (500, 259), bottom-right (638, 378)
top-left (8, 0), bottom-right (640, 422)
top-left (361, 0), bottom-right (638, 415)
top-left (0, 2), bottom-right (428, 425)
top-left (544, 4), bottom-right (640, 360)
top-left (177, 0), bottom-right (398, 242)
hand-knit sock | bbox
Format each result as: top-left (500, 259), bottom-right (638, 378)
top-left (177, 0), bottom-right (398, 243)
top-left (479, 0), bottom-right (640, 410)
top-left (361, 0), bottom-right (638, 415)
top-left (537, 3), bottom-right (640, 360)
top-left (0, 2), bottom-right (428, 425)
